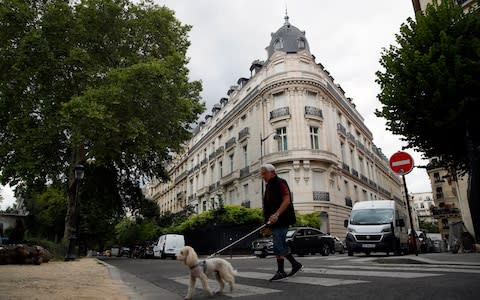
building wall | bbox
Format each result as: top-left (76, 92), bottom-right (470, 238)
top-left (145, 25), bottom-right (404, 239)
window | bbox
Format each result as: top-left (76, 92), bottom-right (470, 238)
top-left (243, 184), bottom-right (249, 201)
top-left (274, 38), bottom-right (283, 50)
top-left (243, 145), bottom-right (248, 167)
top-left (276, 127), bottom-right (288, 151)
top-left (340, 142), bottom-right (346, 162)
top-left (298, 38), bottom-right (305, 49)
top-left (310, 126), bottom-right (319, 149)
top-left (229, 154), bottom-right (234, 173)
top-left (273, 91), bottom-right (286, 108)
top-left (219, 161), bottom-right (223, 177)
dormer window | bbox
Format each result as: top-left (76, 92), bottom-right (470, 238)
top-left (274, 38), bottom-right (283, 50)
top-left (298, 38), bottom-right (305, 49)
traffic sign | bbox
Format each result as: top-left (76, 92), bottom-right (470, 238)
top-left (389, 151), bottom-right (414, 175)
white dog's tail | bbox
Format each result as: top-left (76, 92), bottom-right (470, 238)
top-left (228, 261), bottom-right (238, 276)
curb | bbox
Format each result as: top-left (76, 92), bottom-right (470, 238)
top-left (96, 259), bottom-right (182, 300)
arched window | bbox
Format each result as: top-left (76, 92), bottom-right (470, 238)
top-left (298, 39), bottom-right (305, 49)
top-left (274, 38), bottom-right (283, 50)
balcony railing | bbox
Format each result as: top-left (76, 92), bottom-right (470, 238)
top-left (238, 127), bottom-right (250, 141)
top-left (313, 191), bottom-right (330, 201)
top-left (337, 123), bottom-right (347, 135)
top-left (347, 132), bottom-right (356, 144)
top-left (215, 146), bottom-right (224, 156)
top-left (360, 174), bottom-right (369, 184)
top-left (342, 163), bottom-right (350, 172)
top-left (345, 197), bottom-right (353, 207)
top-left (240, 166), bottom-right (250, 178)
top-left (432, 207), bottom-right (461, 218)
top-left (225, 137), bottom-right (236, 150)
top-left (270, 107), bottom-right (290, 120)
top-left (351, 168), bottom-right (359, 177)
top-left (305, 106), bottom-right (323, 118)
top-left (176, 191), bottom-right (185, 200)
top-left (209, 152), bottom-right (216, 160)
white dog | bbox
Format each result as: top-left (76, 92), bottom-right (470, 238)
top-left (176, 246), bottom-right (237, 300)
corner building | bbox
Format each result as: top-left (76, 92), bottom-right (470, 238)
top-left (145, 16), bottom-right (403, 238)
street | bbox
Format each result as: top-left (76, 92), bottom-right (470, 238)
top-left (100, 253), bottom-right (480, 300)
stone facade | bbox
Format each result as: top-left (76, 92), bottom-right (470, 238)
top-left (145, 16), bottom-right (403, 238)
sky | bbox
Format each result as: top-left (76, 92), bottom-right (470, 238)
top-left (0, 0), bottom-right (433, 210)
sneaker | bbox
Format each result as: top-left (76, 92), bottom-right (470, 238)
top-left (287, 263), bottom-right (303, 277)
top-left (269, 271), bottom-right (288, 281)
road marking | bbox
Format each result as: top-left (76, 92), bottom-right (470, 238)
top-left (301, 267), bottom-right (441, 278)
top-left (331, 265), bottom-right (480, 274)
top-left (237, 272), bottom-right (368, 286)
top-left (170, 276), bottom-right (280, 297)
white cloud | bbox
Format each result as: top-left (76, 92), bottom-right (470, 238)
top-left (158, 0), bottom-right (431, 193)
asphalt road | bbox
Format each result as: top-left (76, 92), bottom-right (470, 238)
top-left (100, 253), bottom-right (480, 300)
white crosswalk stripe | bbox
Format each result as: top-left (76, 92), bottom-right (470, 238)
top-left (170, 276), bottom-right (281, 297)
top-left (330, 264), bottom-right (480, 274)
top-left (237, 271), bottom-right (368, 286)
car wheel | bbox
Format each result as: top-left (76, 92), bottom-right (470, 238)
top-left (348, 250), bottom-right (354, 256)
top-left (321, 243), bottom-right (330, 256)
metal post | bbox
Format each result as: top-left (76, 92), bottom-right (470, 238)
top-left (403, 174), bottom-right (418, 256)
top-left (65, 179), bottom-right (79, 261)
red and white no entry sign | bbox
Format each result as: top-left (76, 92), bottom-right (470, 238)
top-left (389, 151), bottom-right (414, 175)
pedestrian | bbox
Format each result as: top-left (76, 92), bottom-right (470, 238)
top-left (261, 163), bottom-right (303, 281)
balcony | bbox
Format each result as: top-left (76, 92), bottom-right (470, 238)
top-left (347, 132), bottom-right (356, 144)
top-left (342, 162), bottom-right (350, 172)
top-left (238, 127), bottom-right (250, 141)
top-left (215, 146), bottom-right (224, 157)
top-left (270, 107), bottom-right (290, 120)
top-left (305, 106), bottom-right (323, 119)
top-left (174, 170), bottom-right (188, 184)
top-left (360, 174), bottom-right (369, 184)
top-left (432, 207), bottom-right (461, 219)
top-left (200, 158), bottom-right (208, 166)
top-left (188, 194), bottom-right (195, 202)
top-left (240, 166), bottom-right (250, 178)
top-left (337, 123), bottom-right (347, 136)
top-left (313, 191), bottom-right (330, 201)
top-left (225, 137), bottom-right (236, 150)
top-left (351, 168), bottom-right (359, 178)
top-left (209, 152), bottom-right (216, 160)
top-left (176, 191), bottom-right (185, 200)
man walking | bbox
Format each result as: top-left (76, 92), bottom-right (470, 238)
top-left (261, 164), bottom-right (303, 281)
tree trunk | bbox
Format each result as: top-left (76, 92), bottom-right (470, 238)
top-left (466, 130), bottom-right (480, 242)
top-left (467, 155), bottom-right (480, 242)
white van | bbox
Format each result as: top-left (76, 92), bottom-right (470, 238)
top-left (344, 200), bottom-right (408, 256)
top-left (153, 234), bottom-right (185, 259)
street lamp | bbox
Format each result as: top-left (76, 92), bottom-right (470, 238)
top-left (260, 132), bottom-right (280, 207)
top-left (65, 164), bottom-right (85, 261)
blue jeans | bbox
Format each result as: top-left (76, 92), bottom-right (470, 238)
top-left (272, 226), bottom-right (289, 256)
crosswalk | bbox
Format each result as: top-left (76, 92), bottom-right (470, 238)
top-left (169, 261), bottom-right (480, 297)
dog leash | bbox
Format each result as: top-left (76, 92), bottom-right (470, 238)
top-left (206, 223), bottom-right (269, 259)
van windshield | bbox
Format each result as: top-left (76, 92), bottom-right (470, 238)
top-left (350, 209), bottom-right (394, 225)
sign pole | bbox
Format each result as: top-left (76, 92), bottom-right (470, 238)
top-left (402, 173), bottom-right (418, 256)
top-left (389, 151), bottom-right (417, 256)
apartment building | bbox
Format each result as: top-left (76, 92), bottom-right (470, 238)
top-left (145, 15), bottom-right (404, 238)
top-left (410, 192), bottom-right (435, 224)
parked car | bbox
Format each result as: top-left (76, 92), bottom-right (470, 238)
top-left (251, 227), bottom-right (335, 257)
top-left (153, 234), bottom-right (185, 259)
top-left (286, 227), bottom-right (334, 256)
top-left (332, 236), bottom-right (346, 254)
top-left (251, 237), bottom-right (274, 258)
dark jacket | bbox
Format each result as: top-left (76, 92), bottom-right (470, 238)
top-left (263, 175), bottom-right (296, 227)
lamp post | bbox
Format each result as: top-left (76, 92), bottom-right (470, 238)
top-left (260, 132), bottom-right (279, 207)
top-left (65, 164), bottom-right (85, 261)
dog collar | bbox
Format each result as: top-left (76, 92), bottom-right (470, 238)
top-left (190, 260), bottom-right (207, 272)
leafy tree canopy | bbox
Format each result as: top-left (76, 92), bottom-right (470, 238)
top-left (375, 0), bottom-right (480, 173)
top-left (0, 0), bottom-right (204, 188)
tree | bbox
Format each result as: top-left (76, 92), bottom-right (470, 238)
top-left (375, 0), bottom-right (480, 241)
top-left (0, 0), bottom-right (204, 243)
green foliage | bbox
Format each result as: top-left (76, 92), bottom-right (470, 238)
top-left (375, 0), bottom-right (480, 173)
top-left (114, 217), bottom-right (162, 246)
top-left (164, 205), bottom-right (263, 233)
top-left (419, 220), bottom-right (440, 233)
top-left (294, 212), bottom-right (322, 229)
